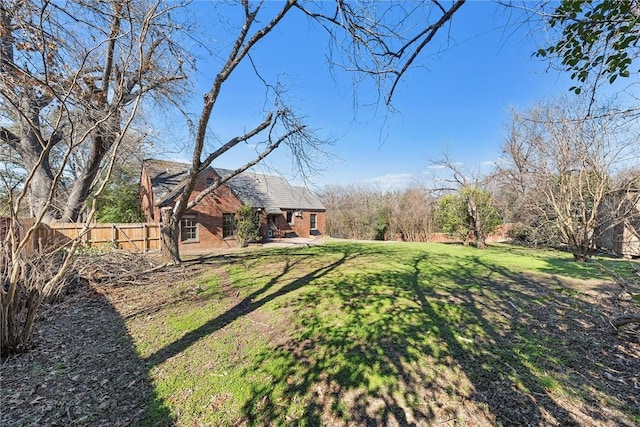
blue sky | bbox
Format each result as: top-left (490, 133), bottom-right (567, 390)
top-left (155, 1), bottom-right (579, 190)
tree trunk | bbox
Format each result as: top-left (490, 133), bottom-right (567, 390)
top-left (466, 194), bottom-right (486, 248)
top-left (570, 242), bottom-right (593, 262)
top-left (61, 133), bottom-right (112, 222)
top-left (28, 162), bottom-right (56, 221)
top-left (160, 207), bottom-right (181, 265)
top-left (16, 96), bottom-right (58, 221)
top-left (572, 252), bottom-right (590, 262)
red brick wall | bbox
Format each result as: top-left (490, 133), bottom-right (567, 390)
top-left (179, 171), bottom-right (243, 251)
top-left (424, 224), bottom-right (513, 244)
top-left (263, 210), bottom-right (325, 238)
top-left (486, 223), bottom-right (513, 243)
top-left (139, 167), bottom-right (157, 222)
top-left (141, 167), bottom-right (243, 251)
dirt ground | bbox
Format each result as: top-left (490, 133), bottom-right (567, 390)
top-left (1, 284), bottom-right (163, 426)
top-left (2, 250), bottom-right (640, 426)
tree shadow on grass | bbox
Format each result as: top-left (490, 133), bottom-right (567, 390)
top-left (144, 245), bottom-right (359, 368)
top-left (411, 257), bottom-right (579, 425)
top-left (1, 287), bottom-right (173, 427)
top-left (462, 256), bottom-right (640, 424)
top-left (239, 243), bottom-right (639, 426)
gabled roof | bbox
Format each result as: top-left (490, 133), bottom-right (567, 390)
top-left (215, 168), bottom-right (325, 212)
top-left (143, 159), bottom-right (191, 203)
top-left (142, 159), bottom-right (325, 211)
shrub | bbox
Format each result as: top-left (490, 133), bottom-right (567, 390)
top-left (1, 248), bottom-right (74, 355)
top-left (235, 204), bottom-right (260, 247)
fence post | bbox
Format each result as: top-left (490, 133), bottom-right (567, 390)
top-left (157, 223), bottom-right (161, 251)
top-left (143, 223), bottom-right (148, 252)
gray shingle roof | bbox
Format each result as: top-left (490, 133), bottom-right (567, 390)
top-left (143, 159), bottom-right (191, 202)
top-left (143, 159), bottom-right (325, 211)
top-left (215, 168), bottom-right (325, 212)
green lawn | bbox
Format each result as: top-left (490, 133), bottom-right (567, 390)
top-left (120, 241), bottom-right (640, 426)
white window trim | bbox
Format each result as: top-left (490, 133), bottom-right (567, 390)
top-left (181, 214), bottom-right (198, 242)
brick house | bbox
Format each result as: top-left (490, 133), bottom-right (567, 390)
top-left (140, 159), bottom-right (326, 250)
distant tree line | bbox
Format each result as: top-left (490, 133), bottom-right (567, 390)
top-left (321, 97), bottom-right (639, 263)
top-left (320, 180), bottom-right (503, 247)
top-left (320, 184), bottom-right (456, 242)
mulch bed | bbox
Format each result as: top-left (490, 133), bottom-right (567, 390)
top-left (1, 285), bottom-right (158, 427)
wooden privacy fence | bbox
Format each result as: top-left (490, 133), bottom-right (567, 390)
top-left (34, 222), bottom-right (161, 253)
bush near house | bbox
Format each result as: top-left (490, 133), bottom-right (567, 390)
top-left (235, 204), bottom-right (261, 247)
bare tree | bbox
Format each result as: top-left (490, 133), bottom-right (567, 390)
top-left (0, 0), bottom-right (188, 222)
top-left (157, 0), bottom-right (468, 264)
top-left (1, 0), bottom-right (469, 352)
top-left (389, 185), bottom-right (436, 242)
top-left (0, 0), bottom-right (187, 355)
top-left (297, 1), bottom-right (466, 105)
top-left (320, 184), bottom-right (438, 242)
top-left (320, 184), bottom-right (391, 240)
top-left (501, 98), bottom-right (640, 261)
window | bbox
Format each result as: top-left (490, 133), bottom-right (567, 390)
top-left (181, 215), bottom-right (198, 242)
top-left (206, 177), bottom-right (214, 187)
top-left (286, 210), bottom-right (294, 225)
top-left (223, 213), bottom-right (236, 238)
top-left (310, 213), bottom-right (317, 230)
